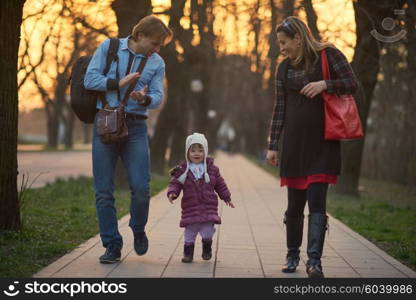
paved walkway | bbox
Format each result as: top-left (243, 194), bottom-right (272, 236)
top-left (34, 152), bottom-right (416, 278)
top-left (18, 151), bottom-right (91, 188)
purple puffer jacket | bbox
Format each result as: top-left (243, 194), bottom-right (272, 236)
top-left (167, 157), bottom-right (231, 227)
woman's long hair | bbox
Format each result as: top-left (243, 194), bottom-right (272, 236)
top-left (276, 16), bottom-right (334, 71)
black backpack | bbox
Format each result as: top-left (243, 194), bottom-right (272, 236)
top-left (70, 38), bottom-right (120, 123)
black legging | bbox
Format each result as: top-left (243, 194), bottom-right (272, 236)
top-left (286, 183), bottom-right (328, 217)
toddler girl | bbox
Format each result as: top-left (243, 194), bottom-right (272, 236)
top-left (167, 133), bottom-right (234, 263)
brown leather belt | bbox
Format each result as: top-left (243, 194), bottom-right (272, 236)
top-left (125, 113), bottom-right (147, 120)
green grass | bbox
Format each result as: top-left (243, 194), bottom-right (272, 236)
top-left (247, 155), bottom-right (416, 271)
top-left (0, 176), bottom-right (169, 277)
top-left (327, 178), bottom-right (416, 271)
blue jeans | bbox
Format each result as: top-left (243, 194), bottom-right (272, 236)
top-left (92, 117), bottom-right (150, 249)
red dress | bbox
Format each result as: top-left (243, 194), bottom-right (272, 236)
top-left (281, 174), bottom-right (337, 190)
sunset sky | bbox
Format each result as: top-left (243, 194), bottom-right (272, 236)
top-left (18, 0), bottom-right (356, 112)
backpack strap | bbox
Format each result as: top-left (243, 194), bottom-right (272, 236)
top-left (99, 38), bottom-right (120, 106)
top-left (103, 38), bottom-right (119, 75)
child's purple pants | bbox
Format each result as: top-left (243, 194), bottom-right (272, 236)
top-left (184, 222), bottom-right (215, 244)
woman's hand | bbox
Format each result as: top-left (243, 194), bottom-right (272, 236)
top-left (119, 72), bottom-right (140, 88)
top-left (266, 150), bottom-right (279, 166)
top-left (300, 80), bottom-right (327, 98)
top-left (168, 192), bottom-right (177, 203)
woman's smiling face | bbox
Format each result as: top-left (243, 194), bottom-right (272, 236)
top-left (277, 31), bottom-right (301, 60)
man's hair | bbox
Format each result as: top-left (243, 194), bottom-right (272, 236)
top-left (131, 15), bottom-right (173, 45)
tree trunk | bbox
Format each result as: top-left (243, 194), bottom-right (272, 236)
top-left (335, 0), bottom-right (406, 195)
top-left (45, 103), bottom-right (59, 149)
top-left (190, 0), bottom-right (216, 134)
top-left (303, 0), bottom-right (321, 41)
top-left (282, 0), bottom-right (296, 17)
top-left (64, 107), bottom-right (75, 149)
top-left (111, 0), bottom-right (152, 187)
top-left (405, 0), bottom-right (416, 185)
top-left (54, 73), bottom-right (70, 148)
top-left (83, 123), bottom-right (92, 144)
top-left (0, 0), bottom-right (25, 231)
top-left (268, 0), bottom-right (295, 110)
top-left (153, 40), bottom-right (190, 173)
top-left (267, 0), bottom-right (278, 98)
top-left (53, 71), bottom-right (75, 149)
top-left (111, 0), bottom-right (152, 37)
top-left (150, 103), bottom-right (175, 173)
top-left (151, 0), bottom-right (191, 174)
top-left (168, 122), bottom-right (188, 168)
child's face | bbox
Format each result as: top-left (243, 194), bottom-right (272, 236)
top-left (188, 144), bottom-right (205, 164)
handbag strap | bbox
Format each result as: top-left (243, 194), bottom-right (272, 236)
top-left (320, 48), bottom-right (331, 80)
top-left (121, 56), bottom-right (148, 106)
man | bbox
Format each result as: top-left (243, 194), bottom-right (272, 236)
top-left (84, 15), bottom-right (173, 264)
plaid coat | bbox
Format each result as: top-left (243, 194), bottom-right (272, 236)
top-left (268, 47), bottom-right (359, 151)
top-left (167, 157), bottom-right (231, 227)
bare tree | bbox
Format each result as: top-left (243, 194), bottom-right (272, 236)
top-left (151, 0), bottom-right (190, 173)
top-left (361, 0), bottom-right (416, 186)
top-left (0, 0), bottom-right (26, 230)
top-left (151, 0), bottom-right (218, 173)
top-left (18, 0), bottom-right (113, 148)
top-left (302, 0), bottom-right (321, 41)
top-left (189, 0), bottom-right (216, 132)
top-left (112, 0), bottom-right (151, 37)
top-left (111, 0), bottom-right (152, 187)
top-left (336, 0), bottom-right (407, 195)
top-left (404, 0), bottom-right (416, 185)
top-left (267, 0), bottom-right (279, 98)
top-left (268, 0), bottom-right (296, 105)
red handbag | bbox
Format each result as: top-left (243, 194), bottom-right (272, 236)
top-left (321, 49), bottom-right (364, 140)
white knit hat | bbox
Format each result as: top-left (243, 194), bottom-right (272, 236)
top-left (177, 132), bottom-right (210, 184)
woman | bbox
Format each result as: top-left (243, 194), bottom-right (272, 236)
top-left (266, 16), bottom-right (358, 278)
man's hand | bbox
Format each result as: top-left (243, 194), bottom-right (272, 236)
top-left (266, 150), bottom-right (279, 166)
top-left (300, 80), bottom-right (327, 98)
top-left (119, 72), bottom-right (140, 88)
top-left (130, 85), bottom-right (148, 104)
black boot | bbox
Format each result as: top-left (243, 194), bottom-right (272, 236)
top-left (282, 212), bottom-right (304, 273)
top-left (133, 232), bottom-right (148, 256)
top-left (202, 239), bottom-right (212, 260)
top-left (306, 213), bottom-right (328, 278)
top-left (182, 243), bottom-right (194, 263)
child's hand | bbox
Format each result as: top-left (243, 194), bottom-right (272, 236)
top-left (225, 201), bottom-right (235, 208)
top-left (168, 193), bottom-right (177, 203)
